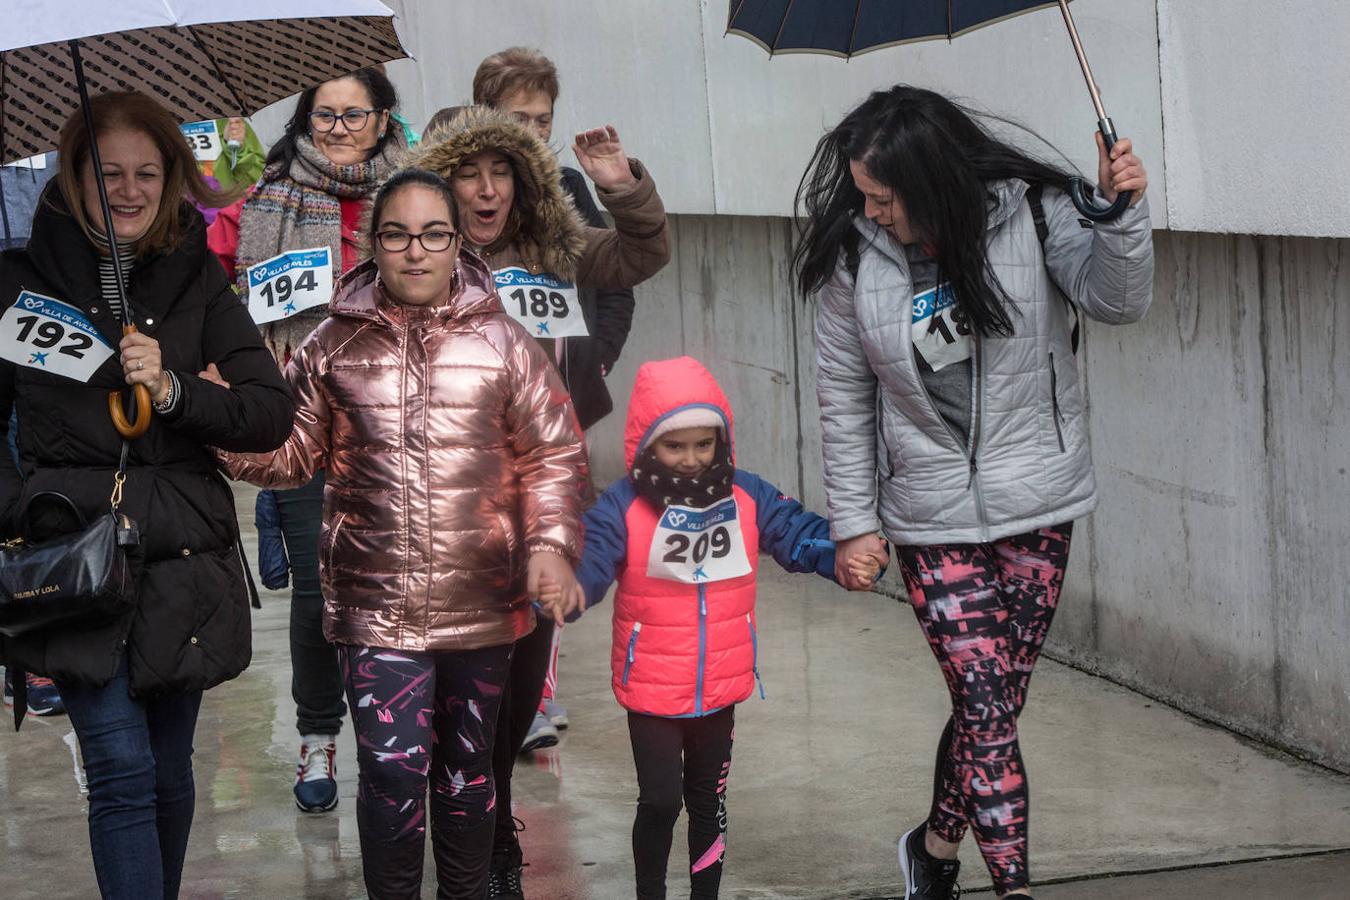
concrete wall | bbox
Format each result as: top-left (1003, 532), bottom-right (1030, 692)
top-left (590, 214), bottom-right (1350, 773)
top-left (250, 0), bottom-right (1170, 226)
top-left (1156, 0), bottom-right (1350, 237)
top-left (250, 0), bottom-right (1350, 236)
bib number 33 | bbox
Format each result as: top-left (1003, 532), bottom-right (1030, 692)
top-left (647, 497), bottom-right (752, 585)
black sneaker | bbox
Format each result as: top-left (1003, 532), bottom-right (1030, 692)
top-left (486, 864), bottom-right (524, 899)
top-left (898, 823), bottom-right (961, 899)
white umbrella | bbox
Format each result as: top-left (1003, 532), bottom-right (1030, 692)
top-left (1, 1), bottom-right (408, 437)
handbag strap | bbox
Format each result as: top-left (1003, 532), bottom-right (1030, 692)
top-left (110, 440), bottom-right (130, 515)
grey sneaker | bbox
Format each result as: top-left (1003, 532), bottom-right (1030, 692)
top-left (519, 710), bottom-right (559, 753)
top-left (542, 698), bottom-right (569, 729)
top-left (898, 823), bottom-right (961, 899)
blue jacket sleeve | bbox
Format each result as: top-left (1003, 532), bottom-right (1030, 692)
top-left (735, 470), bottom-right (839, 583)
top-left (569, 479), bottom-right (634, 621)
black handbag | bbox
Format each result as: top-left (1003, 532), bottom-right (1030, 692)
top-left (0, 443), bottom-right (139, 638)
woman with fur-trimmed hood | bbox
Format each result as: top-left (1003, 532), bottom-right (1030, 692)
top-left (408, 105), bottom-right (671, 898)
top-left (411, 105), bottom-right (669, 296)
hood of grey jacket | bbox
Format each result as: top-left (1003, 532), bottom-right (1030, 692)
top-left (815, 179), bottom-right (1154, 546)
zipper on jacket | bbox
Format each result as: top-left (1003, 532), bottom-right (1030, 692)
top-left (747, 614), bottom-right (765, 700)
top-left (1049, 351), bottom-right (1066, 453)
top-left (694, 585), bottom-right (708, 715)
top-left (968, 337), bottom-right (989, 540)
top-left (621, 622), bottom-right (642, 686)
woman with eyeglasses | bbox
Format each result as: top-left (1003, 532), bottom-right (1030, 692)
top-left (217, 168), bottom-right (588, 899)
top-left (205, 67), bottom-right (406, 814)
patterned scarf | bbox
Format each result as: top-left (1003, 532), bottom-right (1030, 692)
top-left (234, 136), bottom-right (401, 362)
top-left (629, 437), bottom-right (735, 511)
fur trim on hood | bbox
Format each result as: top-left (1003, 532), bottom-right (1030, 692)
top-left (406, 106), bottom-right (588, 280)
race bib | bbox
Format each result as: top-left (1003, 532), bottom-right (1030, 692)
top-left (912, 281), bottom-right (972, 372)
top-left (180, 120), bottom-right (222, 163)
top-left (0, 292), bottom-right (115, 383)
top-left (647, 498), bottom-right (752, 585)
top-left (2, 154), bottom-right (46, 170)
top-left (493, 267), bottom-right (588, 339)
top-left (246, 248), bottom-right (333, 325)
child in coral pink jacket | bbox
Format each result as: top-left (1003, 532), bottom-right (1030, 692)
top-left (550, 356), bottom-right (883, 899)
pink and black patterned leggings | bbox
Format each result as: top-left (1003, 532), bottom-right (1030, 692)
top-left (339, 643), bottom-right (512, 900)
top-left (898, 523), bottom-right (1073, 896)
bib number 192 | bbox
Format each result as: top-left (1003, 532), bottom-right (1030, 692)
top-left (11, 314), bottom-right (94, 359)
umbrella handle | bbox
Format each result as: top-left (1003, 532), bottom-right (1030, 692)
top-left (109, 325), bottom-right (152, 439)
top-left (1069, 119), bottom-right (1133, 223)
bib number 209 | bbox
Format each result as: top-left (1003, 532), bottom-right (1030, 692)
top-left (662, 526), bottom-right (733, 565)
top-left (647, 498), bottom-right (751, 585)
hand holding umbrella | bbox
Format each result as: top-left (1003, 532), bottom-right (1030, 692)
top-left (1097, 133), bottom-right (1148, 208)
top-left (2, 2), bottom-right (408, 438)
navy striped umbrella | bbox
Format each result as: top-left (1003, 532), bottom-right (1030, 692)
top-left (726, 0), bottom-right (1131, 221)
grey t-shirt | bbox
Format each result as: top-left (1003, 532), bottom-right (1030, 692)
top-left (906, 242), bottom-right (972, 449)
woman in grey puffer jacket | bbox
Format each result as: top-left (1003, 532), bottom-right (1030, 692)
top-left (795, 86), bottom-right (1153, 900)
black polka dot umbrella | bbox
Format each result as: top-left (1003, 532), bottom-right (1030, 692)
top-left (1, 2), bottom-right (408, 437)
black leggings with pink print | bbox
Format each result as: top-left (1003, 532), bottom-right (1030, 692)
top-left (898, 523), bottom-right (1073, 896)
top-left (339, 643), bottom-right (512, 900)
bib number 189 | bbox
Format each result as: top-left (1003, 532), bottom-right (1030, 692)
top-left (508, 286), bottom-right (569, 320)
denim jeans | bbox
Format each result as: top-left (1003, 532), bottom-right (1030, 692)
top-left (56, 659), bottom-right (204, 899)
top-left (274, 470), bottom-right (346, 735)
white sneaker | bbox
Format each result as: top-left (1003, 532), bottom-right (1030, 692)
top-left (294, 734), bottom-right (338, 812)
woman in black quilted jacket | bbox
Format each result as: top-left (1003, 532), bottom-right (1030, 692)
top-left (0, 92), bottom-right (293, 899)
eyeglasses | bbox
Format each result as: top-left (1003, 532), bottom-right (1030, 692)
top-left (308, 109), bottom-right (382, 133)
top-left (375, 230), bottom-right (456, 253)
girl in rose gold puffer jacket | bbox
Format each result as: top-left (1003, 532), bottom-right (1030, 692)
top-left (219, 169), bottom-right (587, 898)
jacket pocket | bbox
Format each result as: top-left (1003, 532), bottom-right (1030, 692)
top-left (1048, 352), bottom-right (1066, 453)
top-left (747, 614), bottom-right (766, 699)
top-left (495, 510), bottom-right (517, 574)
top-left (621, 622), bottom-right (642, 686)
top-left (323, 512), bottom-right (346, 573)
top-left (875, 393), bottom-right (895, 479)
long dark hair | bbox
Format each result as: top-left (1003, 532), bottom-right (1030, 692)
top-left (264, 68), bottom-right (401, 179)
top-left (793, 85), bottom-right (1077, 337)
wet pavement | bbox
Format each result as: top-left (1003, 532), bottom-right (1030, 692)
top-left (1, 481), bottom-right (1349, 898)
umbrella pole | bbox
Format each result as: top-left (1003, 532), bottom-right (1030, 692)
top-left (68, 40), bottom-right (152, 439)
top-left (1055, 0), bottom-right (1132, 221)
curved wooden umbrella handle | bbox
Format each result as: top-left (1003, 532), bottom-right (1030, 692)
top-left (109, 324), bottom-right (152, 439)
